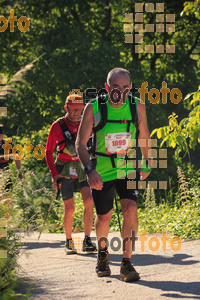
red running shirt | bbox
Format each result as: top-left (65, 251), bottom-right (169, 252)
top-left (45, 116), bottom-right (80, 178)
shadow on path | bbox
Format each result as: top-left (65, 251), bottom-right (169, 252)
top-left (137, 280), bottom-right (200, 299)
top-left (20, 240), bottom-right (65, 250)
top-left (19, 240), bottom-right (200, 299)
top-left (109, 253), bottom-right (199, 267)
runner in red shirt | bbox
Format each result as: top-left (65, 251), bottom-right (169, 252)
top-left (45, 94), bottom-right (96, 254)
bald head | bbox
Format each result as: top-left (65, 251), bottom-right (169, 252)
top-left (107, 68), bottom-right (131, 86)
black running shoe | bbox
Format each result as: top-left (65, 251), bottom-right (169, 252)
top-left (120, 261), bottom-right (140, 282)
top-left (65, 238), bottom-right (77, 255)
top-left (83, 236), bottom-right (97, 253)
top-left (96, 249), bottom-right (111, 277)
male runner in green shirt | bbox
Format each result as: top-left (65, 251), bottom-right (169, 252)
top-left (76, 68), bottom-right (152, 282)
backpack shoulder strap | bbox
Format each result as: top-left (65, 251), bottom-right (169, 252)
top-left (93, 97), bottom-right (107, 133)
top-left (58, 118), bottom-right (69, 133)
top-left (57, 118), bottom-right (76, 146)
top-left (90, 97), bottom-right (107, 156)
top-left (128, 94), bottom-right (140, 148)
top-left (128, 94), bottom-right (137, 123)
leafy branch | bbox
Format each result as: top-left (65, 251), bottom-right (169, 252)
top-left (151, 87), bottom-right (200, 159)
top-left (0, 56), bottom-right (44, 100)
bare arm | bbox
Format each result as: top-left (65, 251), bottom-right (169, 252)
top-left (76, 103), bottom-right (103, 190)
top-left (76, 103), bottom-right (94, 167)
top-left (137, 100), bottom-right (151, 180)
top-left (138, 101), bottom-right (151, 158)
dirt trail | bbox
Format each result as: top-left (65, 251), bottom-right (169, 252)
top-left (17, 231), bottom-right (200, 300)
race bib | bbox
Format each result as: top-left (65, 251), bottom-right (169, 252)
top-left (69, 167), bottom-right (78, 179)
top-left (105, 132), bottom-right (132, 154)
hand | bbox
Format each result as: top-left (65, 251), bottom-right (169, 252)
top-left (52, 175), bottom-right (63, 190)
top-left (140, 170), bottom-right (151, 181)
top-left (87, 169), bottom-right (103, 190)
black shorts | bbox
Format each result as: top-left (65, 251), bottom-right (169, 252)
top-left (61, 178), bottom-right (89, 201)
top-left (55, 164), bottom-right (89, 201)
top-left (92, 175), bottom-right (140, 215)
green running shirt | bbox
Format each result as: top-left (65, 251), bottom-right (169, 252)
top-left (91, 95), bottom-right (139, 182)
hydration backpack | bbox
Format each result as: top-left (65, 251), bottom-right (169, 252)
top-left (57, 119), bottom-right (77, 156)
top-left (57, 118), bottom-right (92, 157)
top-left (89, 94), bottom-right (140, 168)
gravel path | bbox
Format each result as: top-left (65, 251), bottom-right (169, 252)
top-left (17, 231), bottom-right (200, 300)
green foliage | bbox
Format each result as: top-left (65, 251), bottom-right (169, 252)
top-left (8, 168), bottom-right (94, 234)
top-left (11, 169), bottom-right (64, 233)
top-left (138, 166), bottom-right (200, 238)
top-left (72, 193), bottom-right (85, 231)
top-left (1, 165), bottom-right (199, 298)
top-left (151, 88), bottom-right (200, 158)
top-left (0, 0), bottom-right (199, 213)
top-left (145, 184), bottom-right (156, 209)
top-left (0, 171), bottom-right (20, 296)
top-left (0, 58), bottom-right (38, 101)
top-left (138, 199), bottom-right (200, 239)
top-left (0, 0), bottom-right (199, 137)
top-left (0, 0), bottom-right (200, 296)
top-left (12, 125), bottom-right (51, 173)
top-left (176, 165), bottom-right (191, 203)
top-left (10, 164), bottom-right (199, 240)
top-left (109, 166), bottom-right (200, 238)
top-left (182, 1), bottom-right (200, 20)
top-left (0, 231), bottom-right (20, 295)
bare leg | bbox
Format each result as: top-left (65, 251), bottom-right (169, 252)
top-left (95, 209), bottom-right (113, 249)
top-left (120, 199), bottom-right (138, 259)
top-left (63, 197), bottom-right (74, 239)
top-left (80, 186), bottom-right (94, 236)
